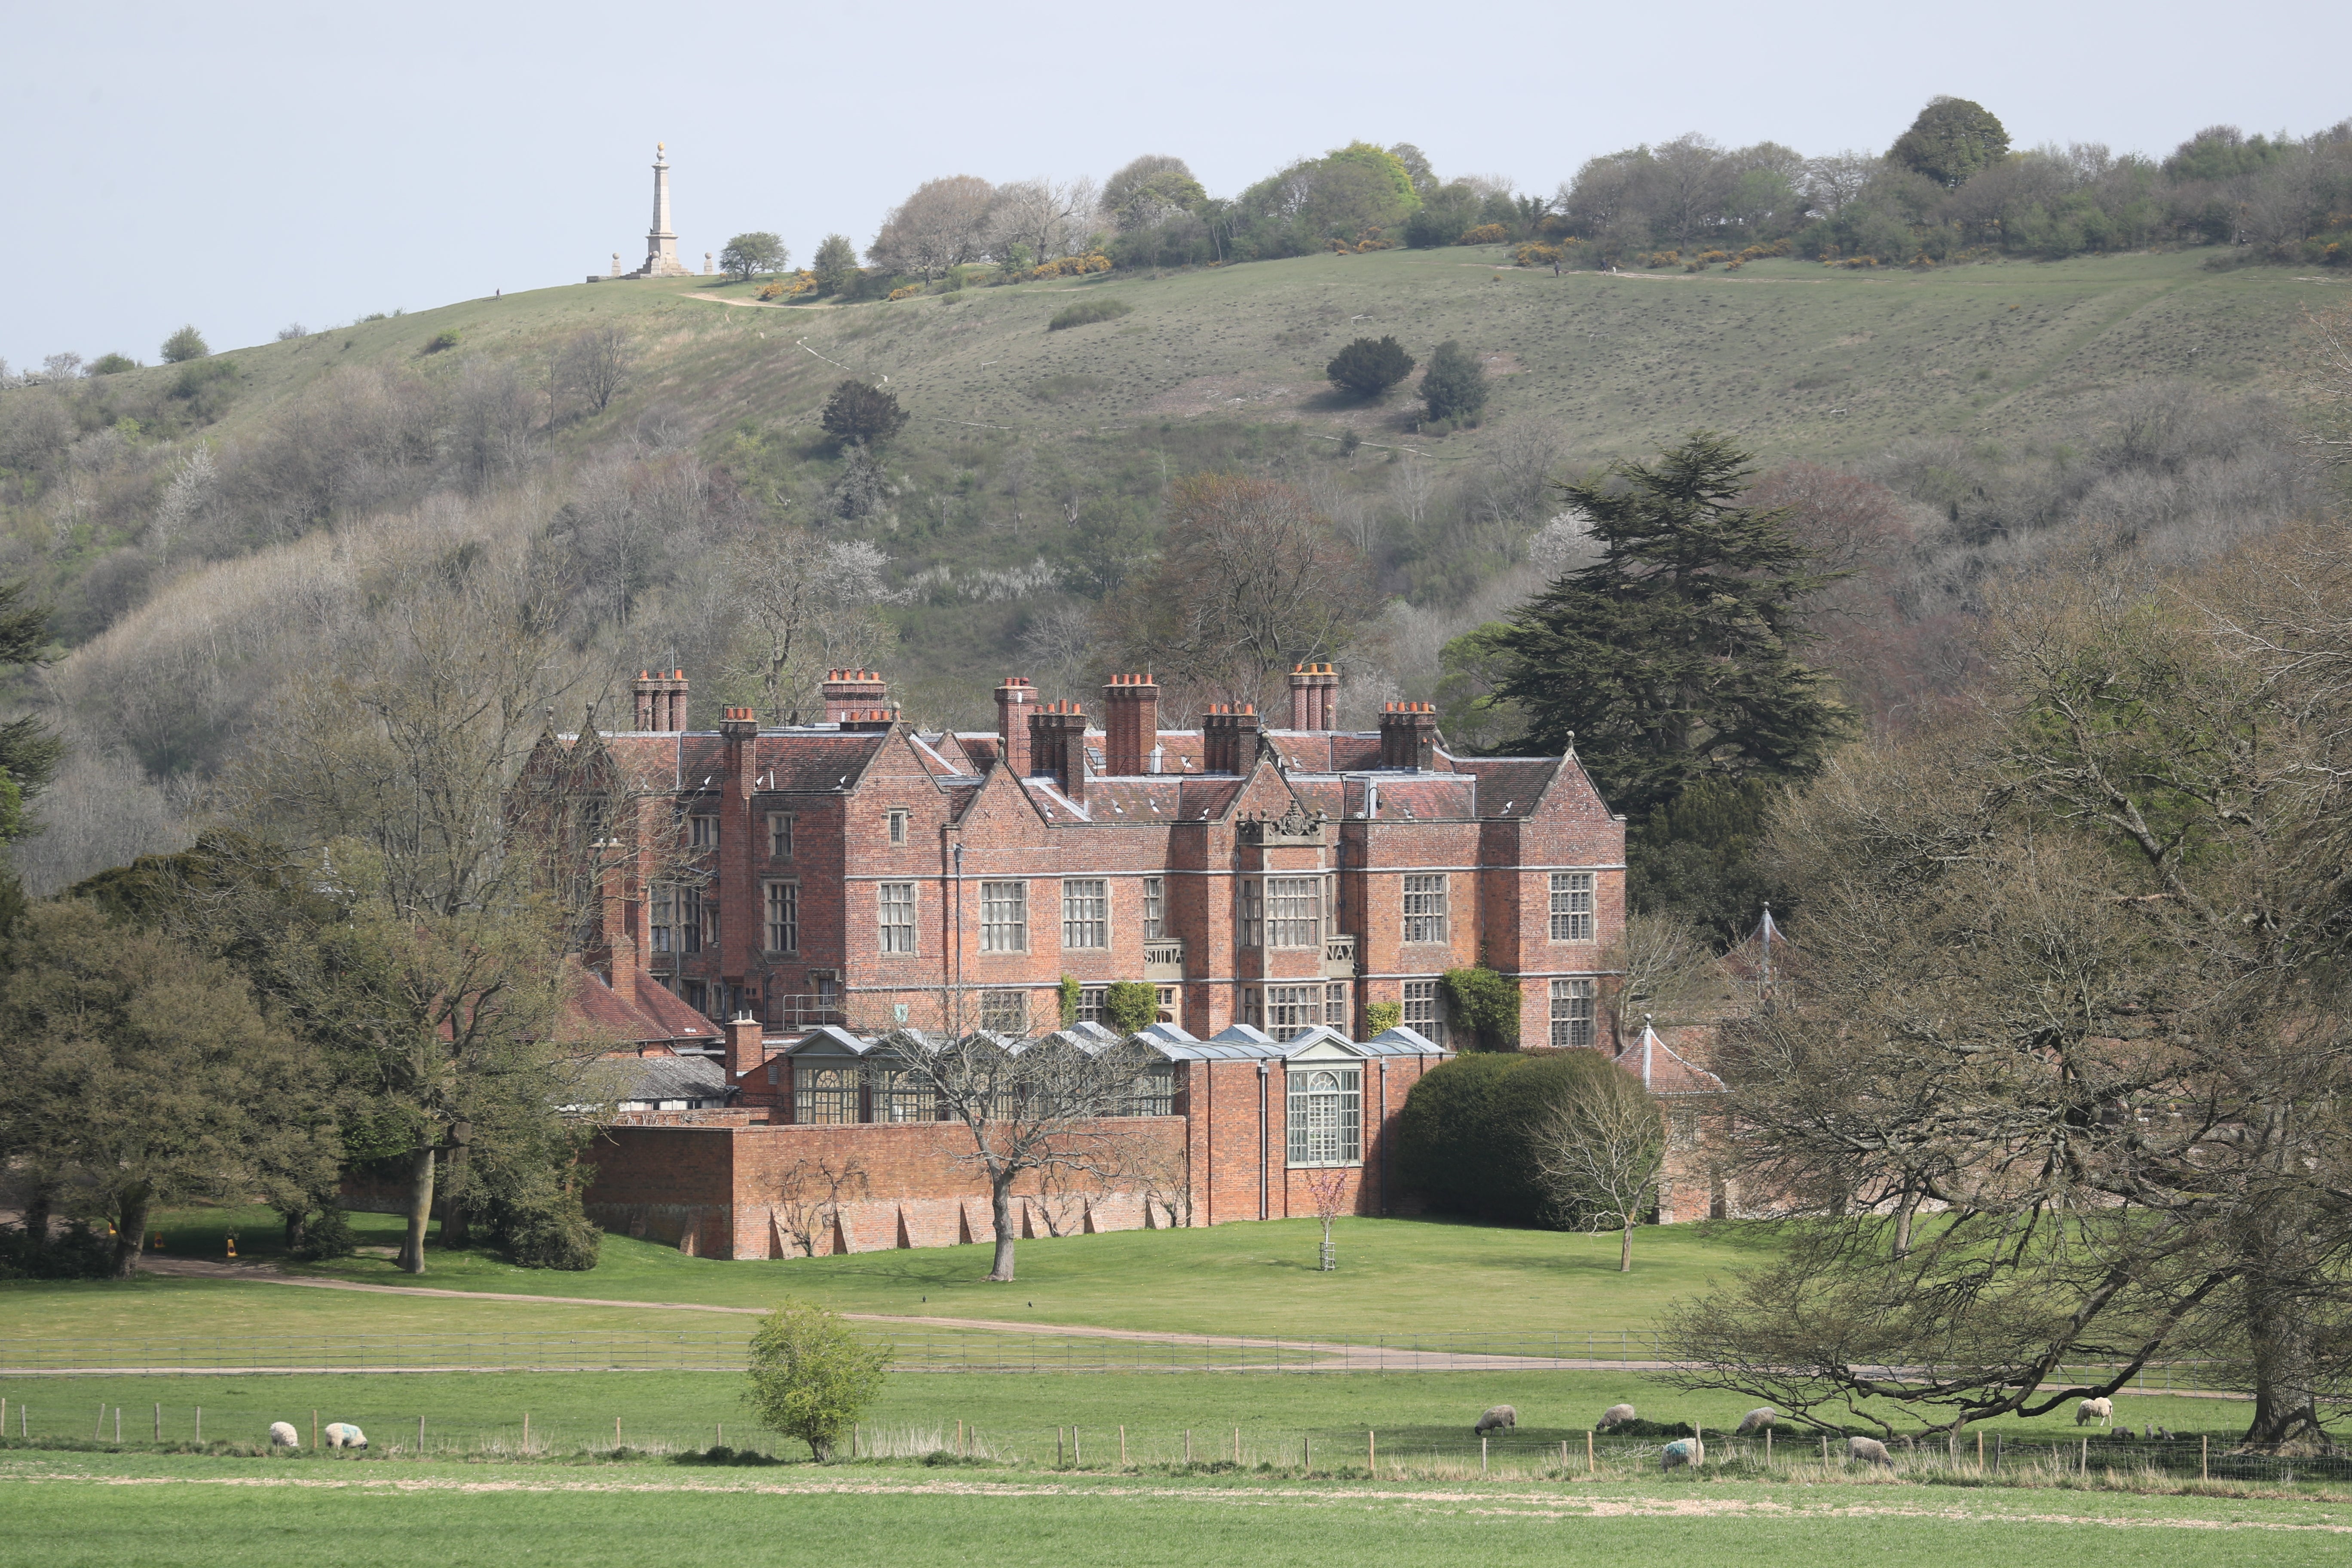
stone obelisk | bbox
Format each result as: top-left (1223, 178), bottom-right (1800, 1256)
top-left (641, 142), bottom-right (689, 277)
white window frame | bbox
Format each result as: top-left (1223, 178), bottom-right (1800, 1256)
top-left (763, 880), bottom-right (799, 954)
top-left (1265, 877), bottom-right (1322, 948)
top-left (1402, 979), bottom-right (1447, 1047)
top-left (689, 814), bottom-right (718, 851)
top-left (1061, 879), bottom-right (1110, 950)
top-left (1262, 983), bottom-right (1323, 1035)
top-left (1141, 876), bottom-right (1167, 941)
top-left (1286, 1066), bottom-right (1363, 1167)
top-left (980, 881), bottom-right (1028, 953)
top-left (1077, 985), bottom-right (1107, 1025)
top-left (1325, 982), bottom-right (1350, 1031)
top-left (1239, 879), bottom-right (1262, 949)
top-left (1550, 978), bottom-right (1596, 1049)
top-left (1402, 874), bottom-right (1448, 944)
top-left (1550, 872), bottom-right (1594, 942)
top-left (879, 882), bottom-right (916, 955)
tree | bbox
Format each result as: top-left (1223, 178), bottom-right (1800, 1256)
top-left (1102, 154), bottom-right (1206, 232)
top-left (812, 233), bottom-right (859, 294)
top-left (159, 325), bottom-right (208, 363)
top-left (743, 1300), bottom-right (892, 1460)
top-left (1489, 432), bottom-right (1853, 822)
top-left (1525, 1062), bottom-right (1666, 1271)
top-left (563, 322), bottom-right (634, 414)
top-left (719, 232), bottom-right (787, 282)
top-left (1890, 96), bottom-right (2011, 188)
top-left (1101, 980), bottom-right (1159, 1036)
top-left (988, 177), bottom-right (1100, 263)
top-left (819, 380), bottom-right (908, 448)
top-left (868, 175), bottom-right (996, 279)
top-left (768, 1158), bottom-right (869, 1258)
top-left (1326, 336), bottom-right (1415, 400)
top-left (1301, 1164), bottom-right (1351, 1271)
top-left (0, 579), bottom-right (60, 841)
top-left (1601, 909), bottom-right (1731, 1043)
top-left (1421, 340), bottom-right (1488, 425)
top-left (718, 530), bottom-right (898, 725)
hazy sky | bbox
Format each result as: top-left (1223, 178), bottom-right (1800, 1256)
top-left (7, 0), bottom-right (2346, 369)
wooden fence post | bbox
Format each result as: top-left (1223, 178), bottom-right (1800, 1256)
top-left (1587, 1430), bottom-right (1595, 1472)
top-left (1481, 1436), bottom-right (1488, 1473)
top-left (1121, 1425), bottom-right (1128, 1467)
top-left (154, 1403), bottom-right (160, 1442)
top-left (2201, 1434), bottom-right (2209, 1482)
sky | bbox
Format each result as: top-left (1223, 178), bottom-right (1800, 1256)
top-left (6, 0), bottom-right (2347, 370)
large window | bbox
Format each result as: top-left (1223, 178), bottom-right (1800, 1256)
top-left (689, 814), bottom-right (718, 851)
top-left (980, 882), bottom-right (1028, 952)
top-left (980, 989), bottom-right (1029, 1034)
top-left (1062, 879), bottom-right (1109, 949)
top-left (1550, 978), bottom-right (1596, 1049)
top-left (1266, 878), bottom-right (1322, 948)
top-left (1402, 979), bottom-right (1447, 1047)
top-left (793, 1062), bottom-right (861, 1124)
top-left (1550, 872), bottom-right (1594, 942)
top-left (1402, 875), bottom-right (1448, 944)
top-left (879, 882), bottom-right (916, 955)
top-left (1239, 879), bottom-right (1262, 948)
top-left (1262, 983), bottom-right (1322, 1035)
top-left (1286, 1066), bottom-right (1362, 1166)
top-left (1077, 986), bottom-right (1106, 1025)
top-left (655, 887), bottom-right (711, 953)
top-left (873, 1065), bottom-right (935, 1123)
top-left (1141, 877), bottom-right (1167, 941)
top-left (1325, 982), bottom-right (1350, 1032)
top-left (649, 885), bottom-right (677, 953)
top-left (764, 881), bottom-right (799, 954)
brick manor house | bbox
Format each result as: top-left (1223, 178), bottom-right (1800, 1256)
top-left (538, 665), bottom-right (1654, 1256)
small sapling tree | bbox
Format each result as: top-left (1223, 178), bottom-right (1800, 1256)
top-left (1326, 336), bottom-right (1415, 399)
top-left (744, 1300), bottom-right (891, 1461)
top-left (1301, 1164), bottom-right (1351, 1271)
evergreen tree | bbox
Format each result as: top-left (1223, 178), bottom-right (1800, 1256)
top-left (1421, 340), bottom-right (1488, 424)
top-left (0, 579), bottom-right (59, 843)
top-left (1492, 431), bottom-right (1851, 825)
top-left (1326, 336), bottom-right (1415, 399)
top-left (819, 380), bottom-right (908, 448)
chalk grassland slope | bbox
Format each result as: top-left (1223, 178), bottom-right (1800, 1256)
top-left (151, 248), bottom-right (2321, 472)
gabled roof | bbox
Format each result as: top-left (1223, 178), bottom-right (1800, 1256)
top-left (564, 963), bottom-right (721, 1047)
top-left (608, 1053), bottom-right (731, 1105)
top-left (1453, 757), bottom-right (1565, 819)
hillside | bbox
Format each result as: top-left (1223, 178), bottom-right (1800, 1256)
top-left (0, 245), bottom-right (2336, 888)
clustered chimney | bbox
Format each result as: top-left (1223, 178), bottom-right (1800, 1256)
top-left (1379, 701), bottom-right (1439, 770)
top-left (1202, 703), bottom-right (1261, 775)
top-left (995, 676), bottom-right (1036, 778)
top-left (821, 669), bottom-right (889, 723)
top-left (1101, 673), bottom-right (1160, 776)
top-left (1027, 699), bottom-right (1089, 802)
top-left (838, 707), bottom-right (898, 733)
top-left (633, 670), bottom-right (689, 732)
top-left (1287, 662), bottom-right (1339, 731)
top-left (718, 705), bottom-right (757, 741)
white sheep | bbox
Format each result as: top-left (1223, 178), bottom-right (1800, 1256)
top-left (324, 1423), bottom-right (367, 1449)
top-left (1473, 1405), bottom-right (1517, 1436)
top-left (1660, 1437), bottom-right (1704, 1471)
top-left (1846, 1436), bottom-right (1893, 1468)
top-left (1596, 1403), bottom-right (1638, 1430)
top-left (268, 1421), bottom-right (299, 1449)
top-left (1733, 1407), bottom-right (1775, 1435)
top-left (2075, 1397), bottom-right (2113, 1428)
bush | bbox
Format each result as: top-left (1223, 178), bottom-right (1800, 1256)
top-left (1442, 965), bottom-right (1520, 1048)
top-left (1394, 1053), bottom-right (1522, 1214)
top-left (288, 1207), bottom-right (355, 1262)
top-left (422, 329), bottom-right (460, 354)
top-left (1102, 980), bottom-right (1160, 1036)
top-left (160, 325), bottom-right (208, 363)
top-left (819, 379), bottom-right (908, 447)
top-left (88, 353), bottom-right (137, 375)
top-left (1458, 223), bottom-right (1510, 245)
top-left (492, 1188), bottom-right (600, 1270)
top-left (0, 1221), bottom-right (113, 1280)
top-left (744, 1300), bottom-right (892, 1461)
top-left (1421, 340), bottom-right (1488, 426)
top-left (1047, 296), bottom-right (1133, 331)
top-left (1325, 336), bottom-right (1416, 400)
top-left (1363, 1000), bottom-right (1403, 1035)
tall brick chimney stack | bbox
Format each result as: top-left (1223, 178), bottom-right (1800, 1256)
top-left (1027, 699), bottom-right (1090, 802)
top-left (1101, 673), bottom-right (1159, 776)
top-left (1202, 704), bottom-right (1261, 775)
top-left (821, 669), bottom-right (889, 724)
top-left (1379, 701), bottom-right (1440, 770)
top-left (633, 670), bottom-right (689, 732)
top-left (1287, 662), bottom-right (1339, 730)
top-left (724, 1015), bottom-right (763, 1084)
top-left (995, 677), bottom-right (1036, 778)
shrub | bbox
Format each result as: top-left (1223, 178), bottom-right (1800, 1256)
top-left (1458, 223), bottom-right (1510, 245)
top-left (1394, 1053), bottom-right (1522, 1213)
top-left (1102, 980), bottom-right (1160, 1036)
top-left (0, 1221), bottom-right (113, 1280)
top-left (1421, 340), bottom-right (1488, 426)
top-left (422, 329), bottom-right (460, 354)
top-left (1363, 1000), bottom-right (1403, 1035)
top-left (1325, 335), bottom-right (1415, 399)
top-left (744, 1300), bottom-right (892, 1461)
top-left (819, 380), bottom-right (908, 447)
top-left (1059, 975), bottom-right (1083, 1027)
top-left (288, 1208), bottom-right (356, 1262)
top-left (1442, 965), bottom-right (1521, 1049)
top-left (1047, 296), bottom-right (1133, 330)
top-left (887, 285), bottom-right (923, 301)
top-left (159, 325), bottom-right (208, 363)
top-left (87, 353), bottom-right (137, 375)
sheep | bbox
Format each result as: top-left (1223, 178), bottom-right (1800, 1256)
top-left (323, 1423), bottom-right (367, 1450)
top-left (1733, 1407), bottom-right (1776, 1436)
top-left (1660, 1437), bottom-right (1704, 1472)
top-left (268, 1422), bottom-right (299, 1449)
top-left (2157, 1426), bottom-right (2174, 1442)
top-left (2075, 1397), bottom-right (2113, 1428)
top-left (1596, 1403), bottom-right (1638, 1431)
top-left (1846, 1436), bottom-right (1893, 1469)
top-left (1473, 1406), bottom-right (1518, 1436)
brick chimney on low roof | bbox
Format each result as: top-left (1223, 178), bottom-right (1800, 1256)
top-left (995, 676), bottom-right (1036, 778)
top-left (1101, 673), bottom-right (1159, 776)
top-left (1027, 699), bottom-right (1089, 802)
top-left (838, 707), bottom-right (899, 733)
top-left (633, 669), bottom-right (689, 732)
top-left (1379, 701), bottom-right (1439, 771)
top-left (1288, 662), bottom-right (1339, 731)
top-left (821, 668), bottom-right (889, 723)
top-left (1202, 703), bottom-right (1260, 775)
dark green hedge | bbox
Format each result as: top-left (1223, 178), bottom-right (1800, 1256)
top-left (1397, 1049), bottom-right (1632, 1225)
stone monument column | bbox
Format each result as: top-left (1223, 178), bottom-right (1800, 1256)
top-left (643, 142), bottom-right (688, 277)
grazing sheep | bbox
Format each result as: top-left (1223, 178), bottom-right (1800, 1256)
top-left (1733, 1407), bottom-right (1775, 1436)
top-left (1846, 1436), bottom-right (1893, 1468)
top-left (268, 1422), bottom-right (299, 1449)
top-left (324, 1423), bottom-right (367, 1450)
top-left (2158, 1426), bottom-right (2174, 1442)
top-left (1660, 1437), bottom-right (1704, 1472)
top-left (2075, 1397), bottom-right (2113, 1428)
top-left (1597, 1403), bottom-right (1638, 1430)
top-left (1473, 1405), bottom-right (1517, 1436)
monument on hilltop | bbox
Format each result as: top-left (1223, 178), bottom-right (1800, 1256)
top-left (590, 143), bottom-right (694, 282)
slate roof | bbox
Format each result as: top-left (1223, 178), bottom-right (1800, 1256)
top-left (608, 1053), bottom-right (732, 1106)
top-left (1453, 757), bottom-right (1565, 818)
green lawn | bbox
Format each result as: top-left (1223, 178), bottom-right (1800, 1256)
top-left (4, 1452), bottom-right (2349, 1568)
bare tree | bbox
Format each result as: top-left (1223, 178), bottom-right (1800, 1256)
top-left (1600, 910), bottom-right (1731, 1044)
top-left (1017, 601), bottom-right (1097, 695)
top-left (1300, 1165), bottom-right (1350, 1271)
top-left (564, 322), bottom-right (635, 414)
top-left (147, 444), bottom-right (216, 577)
top-left (769, 1156), bottom-right (870, 1257)
top-left (868, 176), bottom-right (997, 279)
top-left (987, 177), bottom-right (1100, 263)
top-left (1803, 152), bottom-right (1880, 218)
top-left (1525, 1068), bottom-right (1666, 1271)
top-left (1387, 460), bottom-right (1435, 531)
top-left (717, 530), bottom-right (897, 725)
